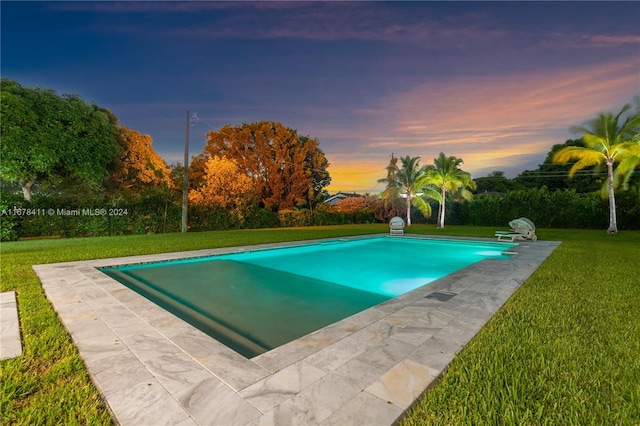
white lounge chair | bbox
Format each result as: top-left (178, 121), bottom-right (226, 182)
top-left (389, 216), bottom-right (405, 235)
top-left (495, 217), bottom-right (537, 241)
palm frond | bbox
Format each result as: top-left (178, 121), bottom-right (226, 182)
top-left (568, 156), bottom-right (602, 176)
top-left (617, 149), bottom-right (640, 175)
top-left (458, 187), bottom-right (474, 201)
top-left (420, 186), bottom-right (442, 203)
top-left (553, 146), bottom-right (604, 165)
top-left (411, 195), bottom-right (432, 218)
top-left (581, 134), bottom-right (610, 152)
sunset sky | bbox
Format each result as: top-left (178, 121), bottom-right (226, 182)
top-left (2, 1), bottom-right (639, 193)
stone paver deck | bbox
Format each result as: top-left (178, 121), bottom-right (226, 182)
top-left (0, 291), bottom-right (23, 360)
top-left (32, 234), bottom-right (559, 425)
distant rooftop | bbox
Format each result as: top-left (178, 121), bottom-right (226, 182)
top-left (324, 191), bottom-right (363, 205)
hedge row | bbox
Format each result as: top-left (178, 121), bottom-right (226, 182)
top-left (0, 192), bottom-right (380, 240)
top-left (448, 187), bottom-right (639, 230)
top-left (2, 187), bottom-right (638, 240)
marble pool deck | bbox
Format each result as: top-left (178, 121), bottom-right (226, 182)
top-left (33, 234), bottom-right (559, 426)
top-left (0, 291), bottom-right (23, 360)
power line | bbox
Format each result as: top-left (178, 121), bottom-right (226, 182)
top-left (475, 169), bottom-right (609, 179)
top-left (513, 172), bottom-right (608, 178)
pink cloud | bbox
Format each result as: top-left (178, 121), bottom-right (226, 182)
top-left (323, 58), bottom-right (638, 190)
top-left (389, 58), bottom-right (636, 145)
top-left (539, 32), bottom-right (640, 49)
top-left (590, 34), bottom-right (640, 46)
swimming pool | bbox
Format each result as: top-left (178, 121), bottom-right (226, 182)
top-left (102, 236), bottom-right (515, 358)
top-left (36, 236), bottom-right (560, 425)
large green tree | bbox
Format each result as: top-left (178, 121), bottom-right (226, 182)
top-left (378, 155), bottom-right (440, 226)
top-left (474, 171), bottom-right (524, 194)
top-left (0, 79), bottom-right (119, 201)
top-left (202, 121), bottom-right (330, 211)
top-left (515, 140), bottom-right (606, 193)
top-left (426, 152), bottom-right (476, 228)
top-left (553, 103), bottom-right (640, 234)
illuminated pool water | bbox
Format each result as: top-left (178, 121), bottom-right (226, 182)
top-left (102, 236), bottom-right (515, 357)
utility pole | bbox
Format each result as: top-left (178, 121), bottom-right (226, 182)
top-left (182, 109), bottom-right (189, 233)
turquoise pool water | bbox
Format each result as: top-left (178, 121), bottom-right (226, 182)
top-left (102, 236), bottom-right (515, 357)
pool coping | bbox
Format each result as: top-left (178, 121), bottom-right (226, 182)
top-left (33, 234), bottom-right (559, 425)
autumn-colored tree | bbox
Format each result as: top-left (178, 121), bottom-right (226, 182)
top-left (189, 156), bottom-right (256, 221)
top-left (335, 195), bottom-right (404, 222)
top-left (187, 152), bottom-right (209, 190)
top-left (371, 196), bottom-right (403, 223)
top-left (335, 196), bottom-right (371, 214)
top-left (203, 121), bottom-right (330, 211)
top-left (109, 127), bottom-right (174, 192)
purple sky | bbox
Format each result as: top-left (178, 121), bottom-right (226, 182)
top-left (2, 1), bottom-right (639, 192)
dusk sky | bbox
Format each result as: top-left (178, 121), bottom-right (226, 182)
top-left (2, 1), bottom-right (639, 193)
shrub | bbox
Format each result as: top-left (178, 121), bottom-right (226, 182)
top-left (278, 209), bottom-right (312, 227)
top-left (462, 187), bottom-right (629, 229)
top-left (0, 192), bottom-right (24, 241)
top-left (243, 208), bottom-right (280, 229)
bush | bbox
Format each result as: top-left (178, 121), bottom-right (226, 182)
top-left (0, 192), bottom-right (24, 241)
top-left (278, 209), bottom-right (313, 227)
top-left (461, 187), bottom-right (632, 229)
top-left (310, 205), bottom-right (347, 226)
top-left (4, 185), bottom-right (638, 239)
top-left (617, 188), bottom-right (640, 230)
top-left (278, 207), bottom-right (349, 227)
top-left (189, 204), bottom-right (239, 231)
top-left (243, 208), bottom-right (280, 229)
top-left (1, 190), bottom-right (183, 238)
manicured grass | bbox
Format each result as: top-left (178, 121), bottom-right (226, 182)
top-left (401, 227), bottom-right (640, 425)
top-left (1, 225), bottom-right (638, 424)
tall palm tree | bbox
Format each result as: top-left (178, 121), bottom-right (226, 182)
top-left (553, 104), bottom-right (640, 234)
top-left (425, 152), bottom-right (476, 228)
top-left (378, 155), bottom-right (440, 226)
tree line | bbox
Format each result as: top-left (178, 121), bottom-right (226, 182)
top-left (1, 79), bottom-right (638, 239)
top-left (1, 79), bottom-right (333, 239)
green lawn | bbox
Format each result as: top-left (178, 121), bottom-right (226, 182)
top-left (1, 225), bottom-right (638, 425)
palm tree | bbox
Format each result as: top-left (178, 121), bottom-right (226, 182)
top-left (378, 153), bottom-right (400, 201)
top-left (378, 155), bottom-right (440, 226)
top-left (425, 152), bottom-right (476, 228)
top-left (553, 104), bottom-right (640, 234)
